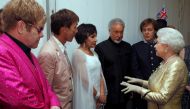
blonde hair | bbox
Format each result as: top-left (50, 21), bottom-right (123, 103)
top-left (2, 0), bottom-right (46, 31)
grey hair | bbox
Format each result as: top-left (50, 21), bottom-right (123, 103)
top-left (157, 27), bottom-right (185, 53)
top-left (108, 18), bottom-right (125, 30)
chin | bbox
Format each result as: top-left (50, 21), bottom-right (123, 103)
top-left (68, 38), bottom-right (74, 42)
top-left (32, 45), bottom-right (38, 49)
top-left (156, 53), bottom-right (159, 57)
top-left (32, 42), bottom-right (39, 48)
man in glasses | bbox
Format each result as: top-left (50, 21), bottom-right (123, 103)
top-left (0, 0), bottom-right (60, 109)
top-left (38, 9), bottom-right (79, 109)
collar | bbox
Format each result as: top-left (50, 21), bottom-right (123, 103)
top-left (53, 36), bottom-right (66, 53)
top-left (5, 32), bottom-right (31, 54)
top-left (108, 37), bottom-right (122, 45)
top-left (143, 39), bottom-right (156, 44)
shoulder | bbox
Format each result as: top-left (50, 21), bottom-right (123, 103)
top-left (72, 49), bottom-right (87, 64)
top-left (132, 41), bottom-right (144, 47)
top-left (0, 38), bottom-right (19, 60)
top-left (72, 49), bottom-right (86, 59)
top-left (121, 41), bottom-right (131, 47)
top-left (38, 45), bottom-right (57, 61)
top-left (96, 40), bottom-right (109, 47)
top-left (168, 56), bottom-right (186, 69)
top-left (39, 40), bottom-right (57, 56)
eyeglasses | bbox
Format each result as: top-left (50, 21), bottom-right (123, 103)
top-left (27, 23), bottom-right (44, 34)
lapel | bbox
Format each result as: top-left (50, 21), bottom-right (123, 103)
top-left (49, 36), bottom-right (63, 57)
top-left (0, 34), bottom-right (44, 94)
top-left (48, 36), bottom-right (72, 73)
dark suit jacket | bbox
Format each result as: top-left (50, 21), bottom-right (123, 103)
top-left (95, 38), bottom-right (132, 104)
top-left (131, 41), bottom-right (162, 80)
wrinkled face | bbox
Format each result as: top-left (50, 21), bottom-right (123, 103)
top-left (109, 23), bottom-right (124, 43)
top-left (154, 38), bottom-right (167, 58)
top-left (142, 24), bottom-right (156, 42)
top-left (64, 22), bottom-right (78, 42)
top-left (84, 33), bottom-right (97, 48)
top-left (24, 19), bottom-right (44, 48)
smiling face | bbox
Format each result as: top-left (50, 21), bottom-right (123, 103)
top-left (84, 33), bottom-right (97, 49)
top-left (109, 23), bottom-right (124, 43)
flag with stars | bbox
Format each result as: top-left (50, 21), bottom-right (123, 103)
top-left (157, 7), bottom-right (167, 20)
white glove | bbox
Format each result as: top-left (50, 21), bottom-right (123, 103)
top-left (50, 106), bottom-right (60, 109)
top-left (124, 76), bottom-right (144, 85)
top-left (120, 81), bottom-right (141, 94)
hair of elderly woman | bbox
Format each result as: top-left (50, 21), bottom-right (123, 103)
top-left (108, 18), bottom-right (125, 30)
top-left (2, 0), bottom-right (46, 32)
top-left (75, 23), bottom-right (97, 44)
top-left (157, 27), bottom-right (185, 53)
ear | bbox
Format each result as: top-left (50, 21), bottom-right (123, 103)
top-left (109, 29), bottom-right (111, 32)
top-left (60, 26), bottom-right (68, 34)
top-left (17, 20), bottom-right (26, 34)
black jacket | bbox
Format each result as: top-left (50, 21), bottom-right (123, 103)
top-left (131, 41), bottom-right (162, 80)
top-left (95, 38), bottom-right (132, 104)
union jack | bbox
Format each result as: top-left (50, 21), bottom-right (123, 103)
top-left (157, 7), bottom-right (167, 20)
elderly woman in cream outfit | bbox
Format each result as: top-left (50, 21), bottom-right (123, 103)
top-left (121, 27), bottom-right (188, 109)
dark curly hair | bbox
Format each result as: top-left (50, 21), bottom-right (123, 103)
top-left (75, 23), bottom-right (97, 44)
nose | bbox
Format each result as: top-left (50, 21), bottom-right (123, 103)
top-left (118, 34), bottom-right (123, 39)
top-left (144, 30), bottom-right (149, 34)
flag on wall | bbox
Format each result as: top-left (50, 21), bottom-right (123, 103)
top-left (156, 7), bottom-right (167, 20)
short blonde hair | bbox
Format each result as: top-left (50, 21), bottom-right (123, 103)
top-left (157, 27), bottom-right (185, 53)
top-left (2, 0), bottom-right (46, 31)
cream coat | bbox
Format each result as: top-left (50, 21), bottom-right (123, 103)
top-left (38, 36), bottom-right (73, 109)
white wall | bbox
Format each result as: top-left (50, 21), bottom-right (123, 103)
top-left (51, 0), bottom-right (151, 59)
top-left (0, 0), bottom-right (189, 58)
top-left (51, 0), bottom-right (190, 59)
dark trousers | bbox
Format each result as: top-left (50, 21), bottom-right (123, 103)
top-left (132, 94), bottom-right (147, 109)
top-left (105, 100), bottom-right (133, 109)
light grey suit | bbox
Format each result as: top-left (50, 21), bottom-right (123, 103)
top-left (38, 36), bottom-right (73, 109)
